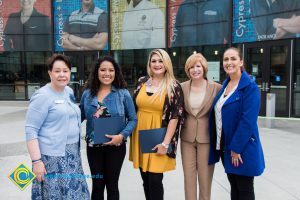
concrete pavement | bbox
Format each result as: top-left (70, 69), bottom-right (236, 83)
top-left (0, 101), bottom-right (300, 200)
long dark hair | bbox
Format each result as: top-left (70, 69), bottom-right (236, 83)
top-left (86, 56), bottom-right (127, 97)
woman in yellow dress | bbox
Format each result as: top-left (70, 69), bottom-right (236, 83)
top-left (129, 49), bottom-right (184, 200)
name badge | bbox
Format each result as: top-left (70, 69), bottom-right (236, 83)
top-left (55, 99), bottom-right (65, 104)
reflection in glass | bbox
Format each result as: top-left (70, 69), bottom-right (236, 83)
top-left (293, 39), bottom-right (300, 116)
top-left (270, 46), bottom-right (288, 116)
top-left (25, 52), bottom-right (51, 98)
top-left (246, 48), bottom-right (263, 88)
top-left (0, 52), bottom-right (24, 99)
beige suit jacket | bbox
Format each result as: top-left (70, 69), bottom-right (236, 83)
top-left (181, 80), bottom-right (221, 143)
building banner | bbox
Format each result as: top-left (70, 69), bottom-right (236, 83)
top-left (168, 0), bottom-right (183, 48)
top-left (168, 0), bottom-right (230, 48)
top-left (0, 0), bottom-right (52, 52)
top-left (232, 0), bottom-right (300, 43)
top-left (110, 0), bottom-right (166, 50)
top-left (53, 0), bottom-right (108, 51)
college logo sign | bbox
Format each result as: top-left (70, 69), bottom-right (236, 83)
top-left (8, 162), bottom-right (36, 190)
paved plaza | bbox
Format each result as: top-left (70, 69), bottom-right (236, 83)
top-left (0, 101), bottom-right (299, 200)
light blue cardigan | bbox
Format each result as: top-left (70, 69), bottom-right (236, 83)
top-left (25, 84), bottom-right (81, 156)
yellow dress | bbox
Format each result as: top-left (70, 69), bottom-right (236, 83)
top-left (129, 84), bottom-right (176, 173)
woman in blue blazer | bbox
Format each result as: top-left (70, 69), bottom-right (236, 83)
top-left (208, 47), bottom-right (265, 200)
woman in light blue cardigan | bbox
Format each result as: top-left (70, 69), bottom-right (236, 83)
top-left (25, 54), bottom-right (89, 199)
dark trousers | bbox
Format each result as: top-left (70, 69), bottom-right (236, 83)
top-left (227, 173), bottom-right (255, 200)
top-left (221, 152), bottom-right (255, 200)
top-left (87, 144), bottom-right (126, 200)
top-left (139, 168), bottom-right (164, 200)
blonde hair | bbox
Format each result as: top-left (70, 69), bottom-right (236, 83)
top-left (147, 49), bottom-right (176, 100)
top-left (184, 53), bottom-right (208, 79)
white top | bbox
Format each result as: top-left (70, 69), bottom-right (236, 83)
top-left (189, 90), bottom-right (205, 115)
top-left (214, 84), bottom-right (238, 150)
top-left (121, 0), bottom-right (165, 49)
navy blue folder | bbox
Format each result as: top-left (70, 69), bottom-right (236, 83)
top-left (139, 128), bottom-right (172, 153)
top-left (93, 116), bottom-right (126, 144)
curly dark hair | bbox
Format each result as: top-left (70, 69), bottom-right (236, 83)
top-left (86, 56), bottom-right (127, 97)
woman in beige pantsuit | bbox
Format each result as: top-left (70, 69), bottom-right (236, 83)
top-left (181, 53), bottom-right (221, 200)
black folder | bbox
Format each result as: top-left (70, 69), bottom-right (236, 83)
top-left (139, 127), bottom-right (172, 153)
top-left (93, 116), bottom-right (126, 144)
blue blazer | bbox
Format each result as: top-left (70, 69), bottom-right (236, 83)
top-left (208, 71), bottom-right (265, 176)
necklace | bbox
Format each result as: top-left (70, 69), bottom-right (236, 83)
top-left (145, 78), bottom-right (160, 93)
top-left (146, 78), bottom-right (152, 87)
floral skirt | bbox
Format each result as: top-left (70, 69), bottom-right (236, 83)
top-left (31, 142), bottom-right (90, 200)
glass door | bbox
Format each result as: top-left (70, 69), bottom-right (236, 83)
top-left (269, 45), bottom-right (290, 116)
top-left (64, 52), bottom-right (98, 101)
top-left (245, 47), bottom-right (266, 115)
top-left (245, 40), bottom-right (291, 117)
top-left (293, 39), bottom-right (300, 117)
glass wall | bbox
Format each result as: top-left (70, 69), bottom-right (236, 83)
top-left (0, 52), bottom-right (22, 99)
top-left (112, 45), bottom-right (228, 95)
top-left (25, 52), bottom-right (51, 98)
top-left (112, 49), bottom-right (151, 93)
top-left (169, 45), bottom-right (228, 83)
top-left (0, 52), bottom-right (51, 100)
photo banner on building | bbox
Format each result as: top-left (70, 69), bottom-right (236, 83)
top-left (232, 0), bottom-right (300, 43)
top-left (54, 0), bottom-right (108, 51)
top-left (168, 0), bottom-right (230, 48)
top-left (110, 0), bottom-right (166, 50)
top-left (0, 0), bottom-right (52, 52)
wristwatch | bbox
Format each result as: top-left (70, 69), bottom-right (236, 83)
top-left (161, 142), bottom-right (169, 149)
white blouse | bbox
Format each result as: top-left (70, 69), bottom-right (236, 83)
top-left (214, 84), bottom-right (238, 150)
top-left (189, 89), bottom-right (205, 115)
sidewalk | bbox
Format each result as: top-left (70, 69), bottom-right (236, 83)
top-left (0, 101), bottom-right (299, 200)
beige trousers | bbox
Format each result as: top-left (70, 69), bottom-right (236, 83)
top-left (181, 140), bottom-right (214, 200)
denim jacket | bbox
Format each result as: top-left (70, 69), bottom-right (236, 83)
top-left (80, 87), bottom-right (137, 145)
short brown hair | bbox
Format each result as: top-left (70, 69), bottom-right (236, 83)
top-left (47, 54), bottom-right (71, 71)
top-left (184, 53), bottom-right (208, 79)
